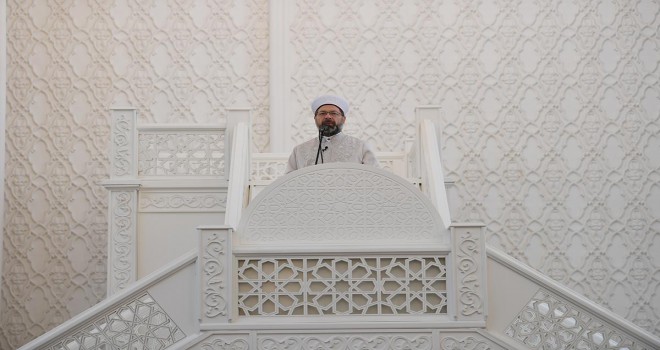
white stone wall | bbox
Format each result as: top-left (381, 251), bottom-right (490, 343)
top-left (1, 1), bottom-right (268, 348)
top-left (2, 0), bottom-right (659, 348)
top-left (275, 0), bottom-right (660, 335)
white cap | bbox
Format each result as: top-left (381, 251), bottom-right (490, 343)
top-left (311, 95), bottom-right (349, 116)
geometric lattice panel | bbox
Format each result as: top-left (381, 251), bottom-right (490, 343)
top-left (43, 293), bottom-right (185, 350)
top-left (237, 256), bottom-right (447, 316)
top-left (505, 289), bottom-right (654, 350)
top-left (138, 131), bottom-right (225, 177)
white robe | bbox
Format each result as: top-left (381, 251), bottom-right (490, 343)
top-left (286, 132), bottom-right (379, 173)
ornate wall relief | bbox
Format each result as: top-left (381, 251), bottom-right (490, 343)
top-left (2, 1), bottom-right (268, 347)
top-left (111, 109), bottom-right (137, 178)
top-left (2, 0), bottom-right (659, 347)
top-left (280, 0), bottom-right (660, 335)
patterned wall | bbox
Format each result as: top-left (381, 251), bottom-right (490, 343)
top-left (284, 0), bottom-right (660, 336)
top-left (2, 0), bottom-right (659, 348)
top-left (1, 0), bottom-right (268, 348)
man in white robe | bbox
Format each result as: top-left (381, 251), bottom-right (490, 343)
top-left (286, 95), bottom-right (379, 173)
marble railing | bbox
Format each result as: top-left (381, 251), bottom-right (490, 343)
top-left (18, 158), bottom-right (660, 350)
top-left (188, 164), bottom-right (497, 348)
top-left (250, 106), bottom-right (452, 228)
top-left (101, 108), bottom-right (250, 295)
top-left (17, 107), bottom-right (659, 350)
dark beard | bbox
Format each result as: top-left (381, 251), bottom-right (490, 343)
top-left (320, 124), bottom-right (342, 136)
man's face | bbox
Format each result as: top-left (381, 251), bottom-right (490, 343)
top-left (314, 104), bottom-right (346, 133)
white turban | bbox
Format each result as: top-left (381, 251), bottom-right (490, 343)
top-left (311, 95), bottom-right (349, 116)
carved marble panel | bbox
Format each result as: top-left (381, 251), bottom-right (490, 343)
top-left (191, 334), bottom-right (250, 350)
top-left (237, 256), bottom-right (447, 316)
top-left (250, 155), bottom-right (408, 182)
top-left (191, 332), bottom-right (507, 350)
top-left (42, 293), bottom-right (185, 350)
top-left (439, 333), bottom-right (506, 350)
top-left (139, 191), bottom-right (227, 213)
top-left (251, 156), bottom-right (294, 182)
top-left (107, 188), bottom-right (139, 295)
top-left (138, 131), bottom-right (226, 177)
top-left (239, 164), bottom-right (446, 244)
top-left (111, 109), bottom-right (137, 178)
top-left (451, 225), bottom-right (486, 321)
top-left (505, 289), bottom-right (655, 350)
top-left (257, 333), bottom-right (433, 350)
top-left (200, 228), bottom-right (232, 326)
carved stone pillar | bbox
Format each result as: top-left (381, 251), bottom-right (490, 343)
top-left (109, 109), bottom-right (137, 179)
top-left (198, 226), bottom-right (233, 328)
top-left (450, 223), bottom-right (487, 322)
top-left (103, 108), bottom-right (139, 295)
top-left (104, 185), bottom-right (139, 295)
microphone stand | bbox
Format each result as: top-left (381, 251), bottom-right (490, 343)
top-left (315, 127), bottom-right (325, 165)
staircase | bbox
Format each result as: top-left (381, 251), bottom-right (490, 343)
top-left (17, 108), bottom-right (660, 350)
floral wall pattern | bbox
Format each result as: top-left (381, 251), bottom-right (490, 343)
top-left (1, 0), bottom-right (268, 348)
top-left (284, 0), bottom-right (660, 336)
top-left (1, 0), bottom-right (659, 348)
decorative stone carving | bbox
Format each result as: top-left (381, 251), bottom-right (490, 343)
top-left (236, 256), bottom-right (447, 316)
top-left (505, 289), bottom-right (655, 350)
top-left (440, 335), bottom-right (506, 350)
top-left (239, 163), bottom-right (447, 245)
top-left (3, 0), bottom-right (660, 347)
top-left (257, 334), bottom-right (433, 350)
top-left (139, 192), bottom-right (227, 212)
top-left (451, 225), bottom-right (486, 321)
top-left (195, 336), bottom-right (250, 350)
top-left (251, 158), bottom-right (289, 182)
top-left (138, 131), bottom-right (225, 177)
top-left (111, 109), bottom-right (137, 178)
top-left (250, 157), bottom-right (407, 183)
top-left (200, 228), bottom-right (232, 325)
top-left (107, 187), bottom-right (139, 295)
top-left (43, 293), bottom-right (185, 350)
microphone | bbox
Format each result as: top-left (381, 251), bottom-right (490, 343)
top-left (319, 125), bottom-right (331, 135)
